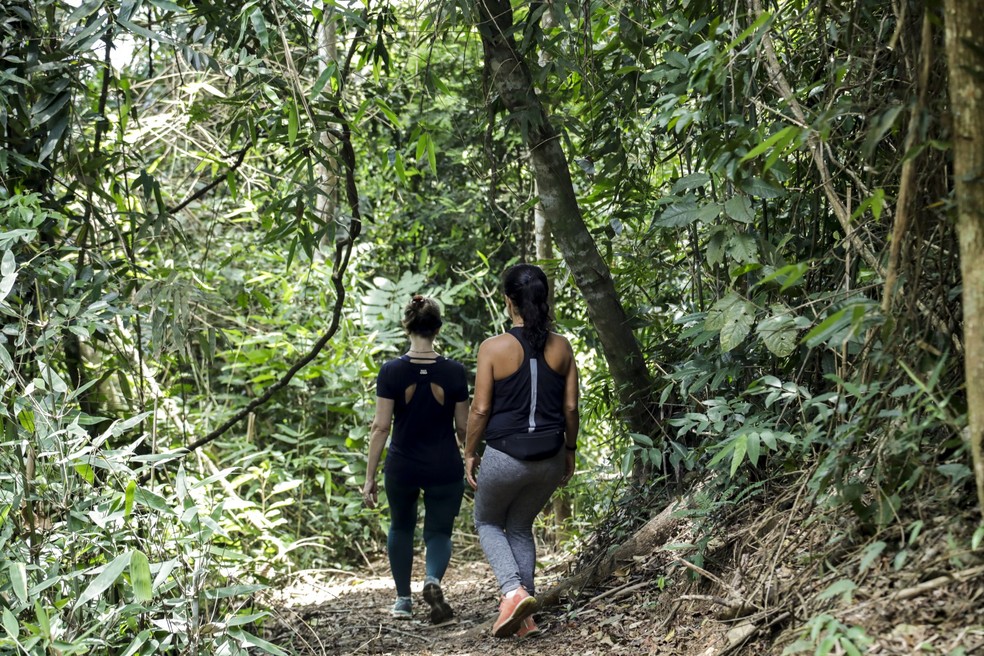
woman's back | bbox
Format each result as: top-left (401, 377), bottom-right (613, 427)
top-left (483, 329), bottom-right (571, 441)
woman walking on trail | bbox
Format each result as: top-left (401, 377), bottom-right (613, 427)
top-left (464, 264), bottom-right (579, 638)
top-left (362, 295), bottom-right (469, 625)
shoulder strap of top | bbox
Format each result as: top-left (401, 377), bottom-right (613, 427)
top-left (507, 327), bottom-right (533, 359)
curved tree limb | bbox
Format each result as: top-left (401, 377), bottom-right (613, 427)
top-left (160, 16), bottom-right (370, 463)
top-left (178, 131), bottom-right (362, 458)
top-left (167, 146), bottom-right (250, 215)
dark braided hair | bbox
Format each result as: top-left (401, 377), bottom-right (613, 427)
top-left (402, 295), bottom-right (443, 338)
top-left (502, 264), bottom-right (551, 352)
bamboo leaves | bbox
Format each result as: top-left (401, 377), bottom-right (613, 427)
top-left (75, 552), bottom-right (132, 609)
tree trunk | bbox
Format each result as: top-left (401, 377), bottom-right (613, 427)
top-left (943, 0), bottom-right (984, 518)
top-left (315, 11), bottom-right (340, 260)
top-left (474, 0), bottom-right (657, 439)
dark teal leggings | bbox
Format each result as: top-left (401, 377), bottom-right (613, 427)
top-left (384, 475), bottom-right (465, 597)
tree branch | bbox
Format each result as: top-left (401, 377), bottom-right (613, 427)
top-left (166, 147), bottom-right (249, 215)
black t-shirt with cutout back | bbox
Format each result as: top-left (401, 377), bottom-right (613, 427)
top-left (376, 355), bottom-right (468, 486)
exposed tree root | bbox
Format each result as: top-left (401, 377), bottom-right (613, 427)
top-left (536, 496), bottom-right (688, 608)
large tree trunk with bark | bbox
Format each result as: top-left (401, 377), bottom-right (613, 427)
top-left (474, 0), bottom-right (656, 439)
top-left (943, 0), bottom-right (984, 517)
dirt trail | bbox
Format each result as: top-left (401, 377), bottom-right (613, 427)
top-left (265, 552), bottom-right (669, 655)
top-left (264, 507), bottom-right (984, 655)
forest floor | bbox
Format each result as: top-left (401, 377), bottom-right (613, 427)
top-left (264, 497), bottom-right (984, 656)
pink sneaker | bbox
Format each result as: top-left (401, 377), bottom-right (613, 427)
top-left (491, 588), bottom-right (537, 638)
top-left (516, 616), bottom-right (541, 639)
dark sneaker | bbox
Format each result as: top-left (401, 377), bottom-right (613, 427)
top-left (491, 587), bottom-right (536, 638)
top-left (423, 582), bottom-right (454, 625)
top-left (390, 596), bottom-right (412, 619)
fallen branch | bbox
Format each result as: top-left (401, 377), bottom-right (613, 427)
top-left (586, 579), bottom-right (652, 606)
top-left (461, 496), bottom-right (690, 640)
top-left (890, 564), bottom-right (984, 602)
top-left (536, 496), bottom-right (688, 608)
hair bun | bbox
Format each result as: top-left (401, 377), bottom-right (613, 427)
top-left (411, 294), bottom-right (424, 308)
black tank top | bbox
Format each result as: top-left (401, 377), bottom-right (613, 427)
top-left (485, 328), bottom-right (566, 440)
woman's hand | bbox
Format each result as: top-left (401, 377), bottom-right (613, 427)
top-left (464, 453), bottom-right (481, 490)
top-left (362, 478), bottom-right (378, 508)
top-left (561, 450), bottom-right (576, 486)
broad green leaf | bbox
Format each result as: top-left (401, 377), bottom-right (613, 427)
top-left (2, 250), bottom-right (17, 276)
top-left (9, 562), bottom-right (27, 603)
top-left (842, 638), bottom-right (863, 656)
top-left (850, 188), bottom-right (886, 222)
top-left (226, 612), bottom-right (270, 627)
top-left (706, 226), bottom-right (729, 266)
top-left (705, 292), bottom-right (741, 331)
top-left (764, 126), bottom-right (801, 172)
top-left (724, 195), bottom-right (754, 223)
top-left (862, 104), bottom-right (904, 159)
top-left (630, 432), bottom-right (654, 447)
top-left (0, 275), bottom-right (13, 303)
top-left (671, 172), bottom-right (710, 193)
top-left (76, 551), bottom-right (132, 608)
top-left (708, 437), bottom-right (736, 468)
top-left (718, 299), bottom-right (755, 352)
top-left (745, 432), bottom-right (761, 467)
top-left (34, 601), bottom-right (49, 638)
top-left (147, 0), bottom-right (185, 12)
top-left (375, 98), bottom-right (402, 129)
top-left (130, 550), bottom-right (153, 602)
top-left (152, 559), bottom-right (179, 591)
top-left (653, 197), bottom-right (719, 228)
top-left (120, 630), bottom-right (152, 656)
top-left (803, 307), bottom-right (850, 348)
top-left (738, 176), bottom-right (784, 198)
top-left (125, 479), bottom-right (136, 517)
top-left (426, 135), bottom-right (437, 174)
top-left (727, 232), bottom-right (758, 264)
top-left (117, 16), bottom-right (175, 45)
top-left (204, 584), bottom-right (266, 599)
top-left (309, 63), bottom-right (337, 100)
top-left (756, 309), bottom-right (799, 357)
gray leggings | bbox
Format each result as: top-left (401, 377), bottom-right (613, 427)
top-left (473, 446), bottom-right (566, 596)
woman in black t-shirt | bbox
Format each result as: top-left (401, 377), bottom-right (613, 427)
top-left (363, 295), bottom-right (469, 624)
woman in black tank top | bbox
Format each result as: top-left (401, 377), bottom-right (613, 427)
top-left (463, 265), bottom-right (580, 638)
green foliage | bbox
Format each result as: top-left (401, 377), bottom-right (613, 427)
top-left (0, 0), bottom-right (973, 652)
top-left (782, 614), bottom-right (873, 656)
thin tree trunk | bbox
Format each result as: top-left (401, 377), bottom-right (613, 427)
top-left (943, 0), bottom-right (984, 518)
top-left (316, 11), bottom-right (339, 260)
top-left (474, 0), bottom-right (656, 439)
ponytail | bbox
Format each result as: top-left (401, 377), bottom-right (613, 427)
top-left (502, 264), bottom-right (551, 352)
top-left (402, 295), bottom-right (443, 337)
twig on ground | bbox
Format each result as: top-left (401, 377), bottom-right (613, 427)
top-left (586, 579), bottom-right (652, 605)
top-left (354, 541), bottom-right (377, 576)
